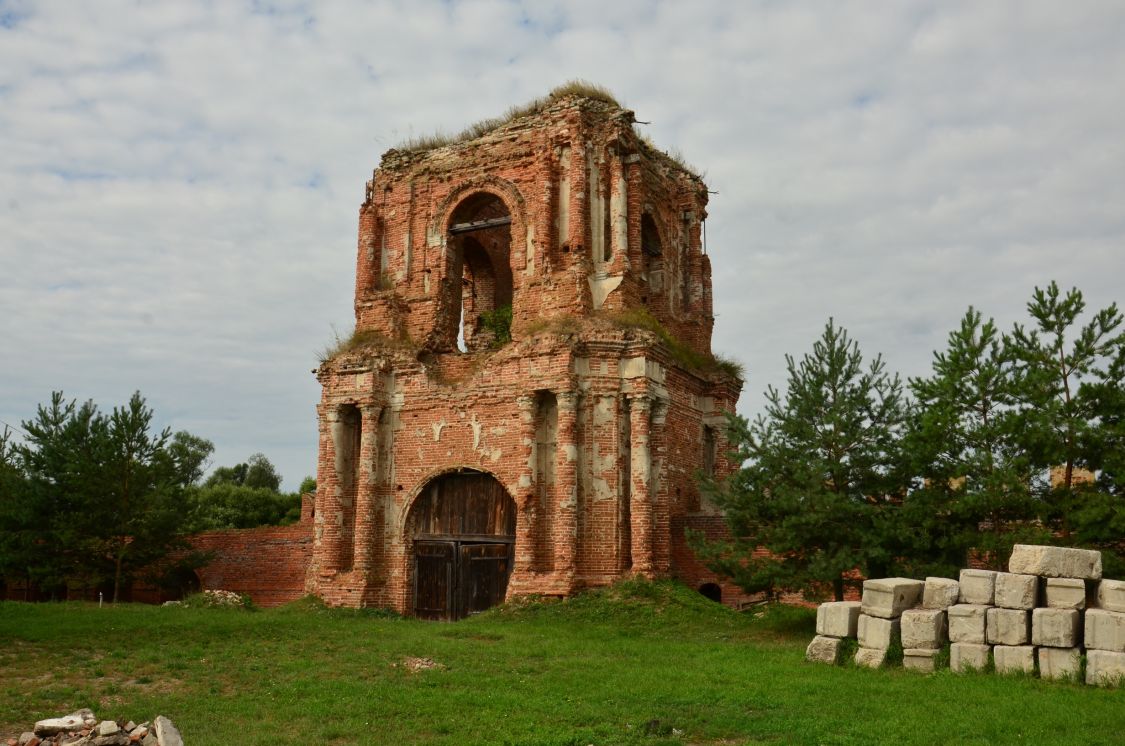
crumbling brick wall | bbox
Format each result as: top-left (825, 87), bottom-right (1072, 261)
top-left (310, 91), bottom-right (743, 616)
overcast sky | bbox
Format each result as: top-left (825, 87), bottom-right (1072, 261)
top-left (2, 1), bottom-right (1123, 490)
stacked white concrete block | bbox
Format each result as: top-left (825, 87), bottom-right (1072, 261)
top-left (855, 577), bottom-right (923, 668)
top-left (805, 544), bottom-right (1125, 687)
top-left (805, 601), bottom-right (861, 665)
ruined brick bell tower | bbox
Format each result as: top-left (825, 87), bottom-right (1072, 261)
top-left (309, 87), bottom-right (742, 618)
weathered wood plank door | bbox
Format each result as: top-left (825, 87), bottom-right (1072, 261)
top-left (460, 543), bottom-right (511, 616)
top-left (410, 471), bottom-right (515, 620)
top-left (413, 541), bottom-right (455, 621)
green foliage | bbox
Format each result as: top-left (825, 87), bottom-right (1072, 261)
top-left (907, 307), bottom-right (1047, 570)
top-left (186, 483), bottom-right (300, 532)
top-left (604, 306), bottom-right (743, 380)
top-left (166, 431), bottom-right (214, 486)
top-left (478, 304), bottom-right (512, 347)
top-left (700, 282), bottom-right (1125, 601)
top-left (1, 392), bottom-right (200, 602)
top-left (1006, 282), bottom-right (1124, 542)
top-left (204, 452), bottom-right (282, 492)
top-left (189, 454), bottom-right (305, 530)
top-left (694, 320), bottom-right (910, 601)
top-left (3, 593), bottom-right (1124, 744)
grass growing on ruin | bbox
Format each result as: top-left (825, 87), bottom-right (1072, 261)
top-left (396, 80), bottom-right (620, 154)
top-left (3, 581), bottom-right (1123, 745)
top-left (318, 326), bottom-right (415, 363)
top-left (602, 307), bottom-right (745, 380)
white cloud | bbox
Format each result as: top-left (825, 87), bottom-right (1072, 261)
top-left (2, 0), bottom-right (1124, 487)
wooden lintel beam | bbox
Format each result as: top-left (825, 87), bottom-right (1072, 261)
top-left (448, 215), bottom-right (512, 235)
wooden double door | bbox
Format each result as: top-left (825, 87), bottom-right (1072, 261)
top-left (410, 471), bottom-right (516, 621)
top-left (413, 540), bottom-right (513, 621)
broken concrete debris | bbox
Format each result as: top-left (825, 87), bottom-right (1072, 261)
top-left (7, 709), bottom-right (182, 746)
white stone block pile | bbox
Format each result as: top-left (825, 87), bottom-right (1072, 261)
top-left (805, 544), bottom-right (1125, 686)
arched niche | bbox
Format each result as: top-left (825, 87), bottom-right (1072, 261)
top-left (641, 213), bottom-right (664, 297)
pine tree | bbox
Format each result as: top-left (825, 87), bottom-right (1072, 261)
top-left (696, 320), bottom-right (911, 601)
top-left (1006, 282), bottom-right (1124, 538)
top-left (907, 308), bottom-right (1044, 570)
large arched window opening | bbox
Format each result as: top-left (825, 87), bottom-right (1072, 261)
top-left (446, 193), bottom-right (513, 352)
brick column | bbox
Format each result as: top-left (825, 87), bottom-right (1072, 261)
top-left (628, 393), bottom-right (654, 575)
top-left (512, 394), bottom-right (538, 580)
top-left (651, 398), bottom-right (671, 575)
top-left (352, 403), bottom-right (382, 573)
top-left (317, 407), bottom-right (344, 574)
top-left (554, 390), bottom-right (579, 582)
top-left (609, 151), bottom-right (628, 271)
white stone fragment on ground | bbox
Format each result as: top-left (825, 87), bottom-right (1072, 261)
top-left (994, 572), bottom-right (1038, 610)
top-left (1031, 607), bottom-right (1081, 648)
top-left (816, 601), bottom-right (861, 638)
top-left (1008, 544), bottom-right (1102, 580)
top-left (948, 604), bottom-right (989, 644)
top-left (922, 577), bottom-right (960, 609)
top-left (1097, 579), bottom-right (1125, 613)
top-left (1045, 577), bottom-right (1087, 610)
top-left (1086, 649), bottom-right (1125, 687)
top-left (861, 577), bottom-right (925, 619)
top-left (901, 608), bottom-right (947, 649)
top-left (96, 721), bottom-right (120, 737)
top-left (992, 644), bottom-right (1035, 675)
top-left (858, 613), bottom-right (901, 650)
top-left (1085, 608), bottom-right (1125, 652)
top-left (959, 569), bottom-right (997, 605)
top-left (903, 648), bottom-right (940, 673)
top-left (986, 607), bottom-right (1029, 646)
top-left (34, 709), bottom-right (97, 737)
top-left (154, 715), bottom-right (184, 746)
top-left (854, 647), bottom-right (889, 669)
top-left (950, 642), bottom-right (991, 673)
top-left (1038, 646), bottom-right (1082, 681)
top-left (806, 635), bottom-right (844, 664)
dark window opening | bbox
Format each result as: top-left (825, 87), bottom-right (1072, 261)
top-left (641, 214), bottom-right (663, 294)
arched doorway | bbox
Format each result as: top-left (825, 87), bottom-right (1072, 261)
top-left (408, 469), bottom-right (516, 620)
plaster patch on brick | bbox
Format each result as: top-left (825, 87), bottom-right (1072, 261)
top-left (471, 416), bottom-right (483, 450)
top-left (590, 275), bottom-right (623, 309)
top-left (621, 357), bottom-right (646, 379)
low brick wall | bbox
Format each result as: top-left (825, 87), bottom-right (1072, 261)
top-left (189, 523), bottom-right (313, 608)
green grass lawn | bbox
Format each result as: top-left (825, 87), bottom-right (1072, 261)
top-left (2, 580), bottom-right (1123, 745)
